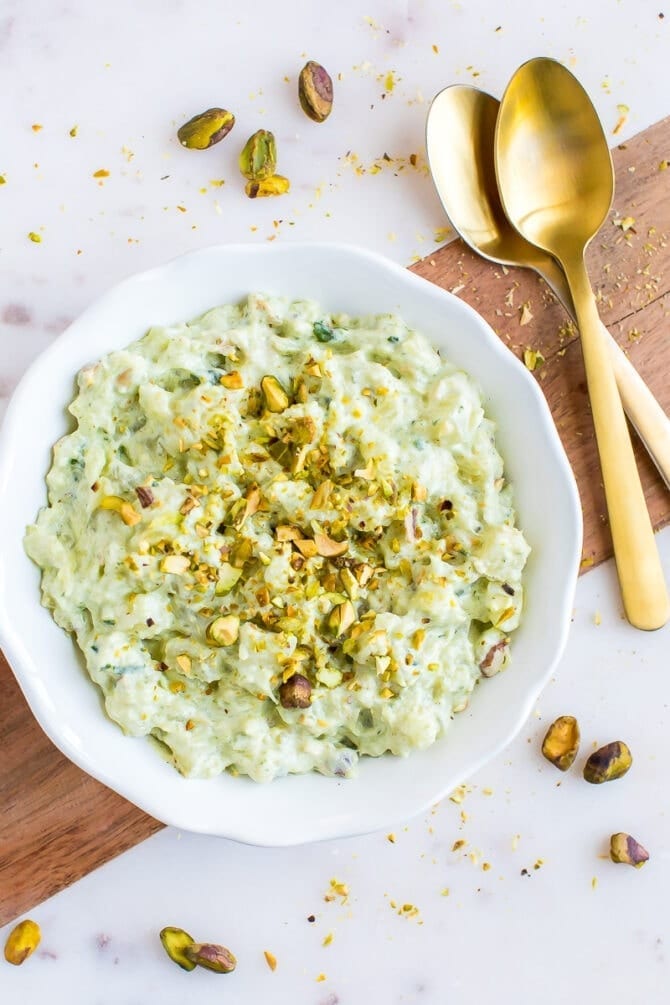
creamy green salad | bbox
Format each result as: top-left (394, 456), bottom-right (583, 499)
top-left (25, 294), bottom-right (529, 782)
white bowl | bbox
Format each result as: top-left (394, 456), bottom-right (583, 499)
top-left (0, 243), bottom-right (581, 844)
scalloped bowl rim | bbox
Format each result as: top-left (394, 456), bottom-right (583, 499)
top-left (0, 242), bottom-right (581, 845)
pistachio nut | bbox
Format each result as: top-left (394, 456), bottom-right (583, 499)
top-left (160, 554), bottom-right (191, 575)
top-left (313, 320), bottom-right (334, 342)
top-left (609, 832), bottom-right (649, 868)
top-left (279, 673), bottom-right (312, 708)
top-left (239, 129), bottom-right (277, 181)
top-left (135, 486), bottom-right (155, 508)
top-left (298, 60), bottom-right (334, 122)
top-left (4, 919), bottom-right (41, 966)
top-left (326, 599), bottom-right (356, 637)
top-left (206, 615), bottom-right (240, 647)
top-left (215, 563), bottom-right (243, 595)
top-left (261, 375), bottom-right (290, 412)
top-left (541, 715), bottom-right (580, 771)
top-left (313, 532), bottom-right (348, 557)
top-left (311, 479), bottom-right (333, 509)
top-left (99, 494), bottom-right (141, 526)
top-left (177, 108), bottom-right (235, 150)
top-left (245, 175), bottom-right (290, 198)
top-left (583, 740), bottom-right (632, 784)
top-left (185, 942), bottom-right (237, 974)
top-left (159, 926), bottom-right (196, 971)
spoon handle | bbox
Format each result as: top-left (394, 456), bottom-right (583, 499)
top-left (564, 256), bottom-right (669, 630)
top-left (538, 256), bottom-right (670, 489)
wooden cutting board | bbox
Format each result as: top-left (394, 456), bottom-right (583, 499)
top-left (1, 116), bottom-right (669, 928)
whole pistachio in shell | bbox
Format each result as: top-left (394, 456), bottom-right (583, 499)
top-left (177, 108), bottom-right (235, 150)
top-left (298, 60), bottom-right (333, 122)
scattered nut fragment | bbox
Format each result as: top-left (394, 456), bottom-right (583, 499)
top-left (135, 486), bottom-right (155, 508)
top-left (161, 554), bottom-right (191, 575)
top-left (311, 479), bottom-right (333, 509)
top-left (609, 832), bottom-right (649, 868)
top-left (185, 942), bottom-right (237, 973)
top-left (245, 175), bottom-right (290, 198)
top-left (298, 60), bottom-right (334, 122)
top-left (159, 927), bottom-right (196, 971)
top-left (206, 615), bottom-right (240, 646)
top-left (279, 673), bottom-right (312, 708)
top-left (583, 741), bottom-right (632, 784)
top-left (261, 375), bottom-right (290, 412)
top-left (313, 532), bottom-right (348, 558)
top-left (177, 108), bottom-right (235, 150)
top-left (326, 599), bottom-right (356, 637)
top-left (99, 495), bottom-right (141, 526)
top-left (4, 919), bottom-right (41, 966)
top-left (215, 563), bottom-right (243, 595)
top-left (478, 638), bottom-right (509, 677)
top-left (541, 715), bottom-right (581, 771)
top-left (220, 370), bottom-right (244, 389)
top-left (239, 129), bottom-right (276, 181)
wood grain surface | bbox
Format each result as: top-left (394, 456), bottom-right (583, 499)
top-left (1, 116), bottom-right (669, 928)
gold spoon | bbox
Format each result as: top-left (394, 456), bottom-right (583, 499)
top-left (425, 83), bottom-right (670, 490)
top-left (495, 57), bottom-right (668, 630)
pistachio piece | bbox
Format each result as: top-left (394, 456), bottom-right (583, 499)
top-left (185, 942), bottom-right (237, 974)
top-left (215, 563), bottom-right (243, 595)
top-left (230, 537), bottom-right (253, 568)
top-left (220, 370), bottom-right (244, 389)
top-left (177, 108), bottom-right (235, 150)
top-left (293, 415), bottom-right (317, 444)
top-left (160, 554), bottom-right (191, 575)
top-left (298, 60), bottom-right (334, 123)
top-left (279, 673), bottom-right (312, 708)
top-left (541, 715), bottom-right (580, 771)
top-left (583, 740), bottom-right (632, 784)
top-left (4, 919), bottom-right (41, 966)
top-left (609, 832), bottom-right (649, 868)
top-left (245, 174), bottom-right (290, 198)
top-left (135, 486), bottom-right (155, 508)
top-left (326, 599), bottom-right (356, 637)
top-left (478, 638), bottom-right (509, 677)
top-left (206, 615), bottom-right (240, 646)
top-left (159, 926), bottom-right (196, 971)
top-left (261, 375), bottom-right (290, 412)
top-left (239, 129), bottom-right (276, 181)
top-left (311, 479), bottom-right (333, 509)
top-left (294, 537), bottom-right (319, 558)
top-left (314, 532), bottom-right (348, 558)
top-left (339, 566), bottom-right (359, 600)
top-left (99, 494), bottom-right (141, 526)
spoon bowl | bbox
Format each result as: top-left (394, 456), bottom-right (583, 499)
top-left (494, 60), bottom-right (614, 260)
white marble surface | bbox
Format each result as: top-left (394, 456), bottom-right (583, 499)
top-left (1, 1), bottom-right (669, 1001)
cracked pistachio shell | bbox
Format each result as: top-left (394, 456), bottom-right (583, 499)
top-left (541, 715), bottom-right (580, 771)
top-left (245, 174), bottom-right (290, 198)
top-left (298, 60), bottom-right (333, 122)
top-left (238, 129), bottom-right (276, 181)
top-left (583, 740), bottom-right (632, 783)
top-left (185, 942), bottom-right (237, 973)
top-left (4, 919), bottom-right (41, 966)
top-left (159, 927), bottom-right (196, 971)
top-left (177, 108), bottom-right (235, 150)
